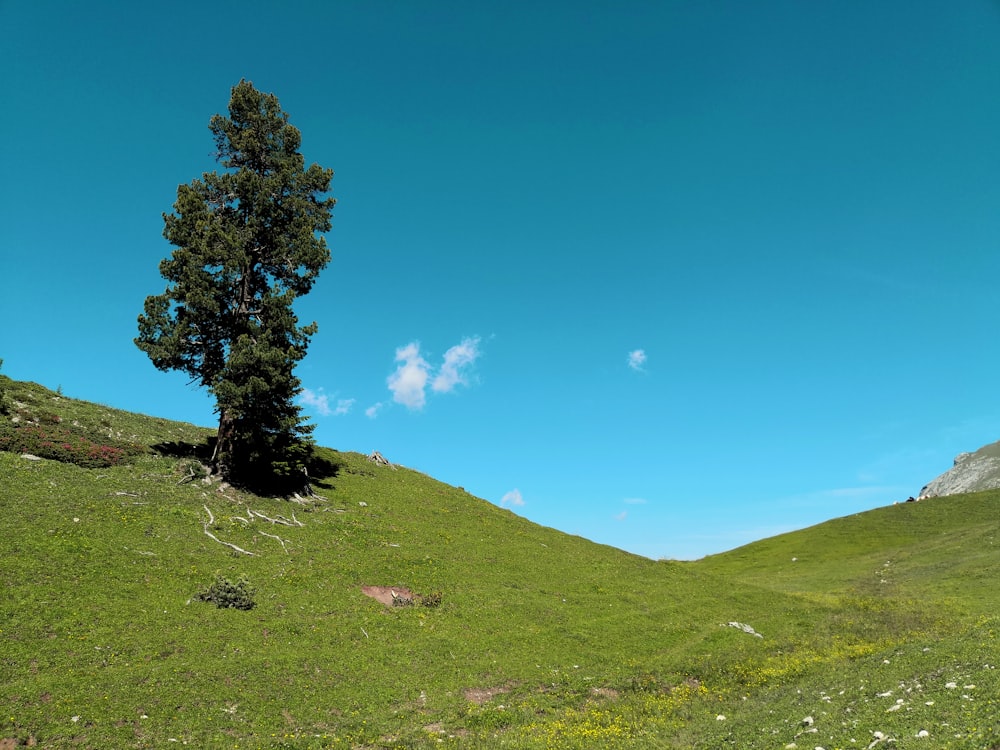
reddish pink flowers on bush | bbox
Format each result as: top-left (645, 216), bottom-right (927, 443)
top-left (0, 424), bottom-right (134, 468)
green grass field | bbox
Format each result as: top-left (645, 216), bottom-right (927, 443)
top-left (1, 376), bottom-right (997, 748)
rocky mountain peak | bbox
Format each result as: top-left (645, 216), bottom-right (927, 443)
top-left (919, 439), bottom-right (1000, 498)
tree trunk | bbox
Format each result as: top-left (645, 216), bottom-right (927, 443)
top-left (212, 408), bottom-right (237, 478)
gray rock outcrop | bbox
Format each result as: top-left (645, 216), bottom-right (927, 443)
top-left (919, 439), bottom-right (1000, 498)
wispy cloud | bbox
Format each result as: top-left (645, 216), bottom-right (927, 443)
top-left (500, 489), bottom-right (524, 507)
top-left (299, 388), bottom-right (355, 417)
top-left (769, 484), bottom-right (907, 513)
top-left (432, 336), bottom-right (482, 393)
top-left (614, 511), bottom-right (628, 521)
top-left (387, 342), bottom-right (431, 409)
top-left (299, 387), bottom-right (332, 416)
top-left (365, 402), bottom-right (384, 419)
top-left (387, 337), bottom-right (483, 411)
top-left (627, 349), bottom-right (647, 371)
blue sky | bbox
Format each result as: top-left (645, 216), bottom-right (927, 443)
top-left (3, 1), bottom-right (1000, 559)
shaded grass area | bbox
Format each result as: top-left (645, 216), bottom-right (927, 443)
top-left (1, 378), bottom-right (998, 748)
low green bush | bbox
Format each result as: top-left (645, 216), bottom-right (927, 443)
top-left (418, 591), bottom-right (443, 608)
top-left (195, 574), bottom-right (257, 610)
top-left (0, 424), bottom-right (132, 468)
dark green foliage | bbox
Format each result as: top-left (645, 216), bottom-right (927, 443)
top-left (418, 590), bottom-right (443, 608)
top-left (195, 574), bottom-right (257, 610)
top-left (391, 590), bottom-right (443, 608)
top-left (135, 80), bottom-right (335, 492)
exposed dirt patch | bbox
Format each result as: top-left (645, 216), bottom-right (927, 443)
top-left (361, 585), bottom-right (414, 607)
top-left (463, 686), bottom-right (508, 705)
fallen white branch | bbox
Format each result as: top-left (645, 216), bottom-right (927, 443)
top-left (724, 621), bottom-right (763, 638)
top-left (288, 493), bottom-right (315, 506)
top-left (248, 507), bottom-right (303, 527)
top-left (258, 531), bottom-right (290, 553)
top-left (202, 505), bottom-right (256, 556)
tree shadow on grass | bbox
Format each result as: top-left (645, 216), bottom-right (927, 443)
top-left (151, 439), bottom-right (214, 462)
top-left (305, 446), bottom-right (343, 491)
top-left (151, 439), bottom-right (343, 495)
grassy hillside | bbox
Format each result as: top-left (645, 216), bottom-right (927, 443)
top-left (1, 377), bottom-right (997, 748)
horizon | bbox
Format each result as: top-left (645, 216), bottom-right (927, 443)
top-left (3, 1), bottom-right (1000, 560)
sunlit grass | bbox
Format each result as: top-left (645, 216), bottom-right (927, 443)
top-left (1, 375), bottom-right (998, 748)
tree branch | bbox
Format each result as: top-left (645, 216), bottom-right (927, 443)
top-left (257, 530), bottom-right (290, 553)
top-left (202, 505), bottom-right (256, 556)
top-left (247, 506), bottom-right (303, 526)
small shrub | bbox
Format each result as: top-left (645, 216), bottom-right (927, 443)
top-left (419, 591), bottom-right (443, 608)
top-left (0, 424), bottom-right (130, 468)
top-left (195, 575), bottom-right (257, 610)
top-left (391, 591), bottom-right (443, 608)
top-left (0, 419), bottom-right (147, 468)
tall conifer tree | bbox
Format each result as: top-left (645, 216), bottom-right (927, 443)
top-left (136, 81), bottom-right (334, 489)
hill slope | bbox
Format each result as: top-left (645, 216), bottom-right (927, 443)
top-left (1, 377), bottom-right (997, 748)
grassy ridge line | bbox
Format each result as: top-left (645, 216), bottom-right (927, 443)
top-left (1, 377), bottom-right (998, 748)
top-left (699, 492), bottom-right (1000, 610)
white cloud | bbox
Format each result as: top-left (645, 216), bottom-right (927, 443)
top-left (432, 336), bottom-right (482, 393)
top-left (299, 389), bottom-right (356, 417)
top-left (627, 349), bottom-right (647, 371)
top-left (365, 402), bottom-right (384, 419)
top-left (623, 497), bottom-right (648, 505)
top-left (615, 511), bottom-right (628, 521)
top-left (500, 489), bottom-right (524, 507)
top-left (387, 342), bottom-right (431, 410)
top-left (299, 388), bottom-right (332, 416)
top-left (386, 337), bottom-right (483, 410)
